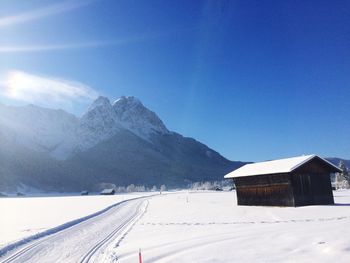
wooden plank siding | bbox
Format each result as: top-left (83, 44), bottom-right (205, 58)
top-left (291, 157), bottom-right (334, 206)
top-left (235, 173), bottom-right (295, 206)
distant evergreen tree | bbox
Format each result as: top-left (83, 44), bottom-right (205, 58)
top-left (339, 161), bottom-right (349, 182)
top-left (336, 161), bottom-right (350, 189)
top-left (160, 185), bottom-right (166, 192)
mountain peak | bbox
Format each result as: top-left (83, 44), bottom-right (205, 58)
top-left (88, 96), bottom-right (111, 111)
top-left (113, 96), bottom-right (141, 106)
top-left (112, 96), bottom-right (169, 139)
top-left (79, 96), bottom-right (118, 150)
top-left (112, 96), bottom-right (144, 112)
top-left (77, 95), bottom-right (169, 151)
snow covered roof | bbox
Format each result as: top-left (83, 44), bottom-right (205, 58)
top-left (224, 154), bottom-right (341, 178)
top-left (100, 188), bottom-right (115, 194)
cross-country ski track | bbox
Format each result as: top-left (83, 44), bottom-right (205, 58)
top-left (0, 197), bottom-right (149, 263)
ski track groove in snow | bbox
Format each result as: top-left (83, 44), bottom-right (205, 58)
top-left (0, 195), bottom-right (151, 258)
top-left (0, 196), bottom-right (152, 263)
top-left (80, 200), bottom-right (148, 263)
top-left (0, 238), bottom-right (47, 263)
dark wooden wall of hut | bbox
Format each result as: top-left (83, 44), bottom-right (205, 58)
top-left (234, 173), bottom-right (295, 206)
top-left (291, 157), bottom-right (334, 206)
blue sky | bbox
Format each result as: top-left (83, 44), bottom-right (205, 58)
top-left (0, 0), bottom-right (349, 161)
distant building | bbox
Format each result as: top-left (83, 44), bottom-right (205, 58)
top-left (224, 155), bottom-right (341, 206)
top-left (100, 189), bottom-right (115, 195)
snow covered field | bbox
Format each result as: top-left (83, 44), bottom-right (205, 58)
top-left (1, 191), bottom-right (350, 262)
top-left (116, 191), bottom-right (350, 263)
top-left (0, 193), bottom-right (151, 249)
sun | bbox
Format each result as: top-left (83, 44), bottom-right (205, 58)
top-left (5, 71), bottom-right (29, 98)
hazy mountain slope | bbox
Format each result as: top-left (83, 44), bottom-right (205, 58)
top-left (65, 130), bottom-right (243, 188)
top-left (65, 129), bottom-right (168, 187)
top-left (0, 103), bottom-right (79, 155)
top-left (0, 135), bottom-right (74, 192)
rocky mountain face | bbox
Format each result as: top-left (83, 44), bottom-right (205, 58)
top-left (0, 97), bottom-right (244, 192)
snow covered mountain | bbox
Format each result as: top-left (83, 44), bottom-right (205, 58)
top-left (0, 96), bottom-right (244, 191)
top-left (75, 96), bottom-right (170, 155)
top-left (112, 96), bottom-right (169, 139)
top-left (0, 103), bottom-right (79, 154)
top-left (0, 96), bottom-right (171, 160)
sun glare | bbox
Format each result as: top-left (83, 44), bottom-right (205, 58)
top-left (5, 71), bottom-right (29, 99)
top-left (0, 70), bottom-right (98, 109)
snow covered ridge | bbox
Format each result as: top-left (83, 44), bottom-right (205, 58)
top-left (0, 96), bottom-right (169, 159)
top-left (0, 103), bottom-right (78, 154)
top-left (112, 96), bottom-right (169, 138)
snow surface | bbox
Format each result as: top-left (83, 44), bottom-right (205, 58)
top-left (0, 197), bottom-right (149, 262)
top-left (116, 190), bottom-right (350, 263)
top-left (0, 193), bottom-right (151, 249)
top-left (1, 191), bottom-right (350, 262)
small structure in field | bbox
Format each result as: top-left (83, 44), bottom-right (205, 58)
top-left (100, 188), bottom-right (115, 195)
top-left (224, 155), bottom-right (340, 206)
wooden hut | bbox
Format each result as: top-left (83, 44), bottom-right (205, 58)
top-left (224, 155), bottom-right (341, 206)
top-left (100, 188), bottom-right (115, 195)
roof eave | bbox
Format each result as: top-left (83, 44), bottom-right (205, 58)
top-left (224, 171), bottom-right (290, 179)
top-left (289, 155), bottom-right (342, 173)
